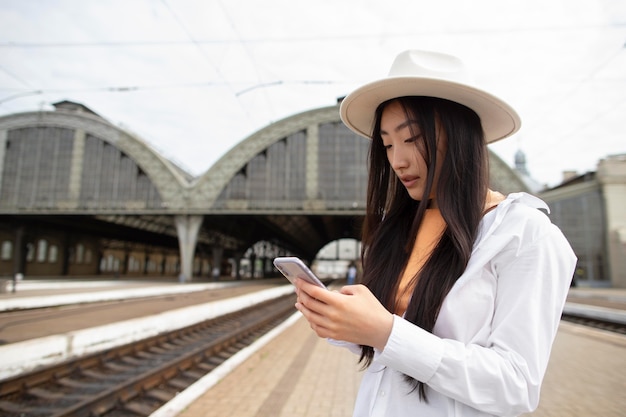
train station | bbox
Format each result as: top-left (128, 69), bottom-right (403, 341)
top-left (1, 100), bottom-right (624, 288)
top-left (0, 101), bottom-right (625, 416)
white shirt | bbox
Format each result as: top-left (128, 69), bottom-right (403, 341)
top-left (334, 193), bottom-right (577, 417)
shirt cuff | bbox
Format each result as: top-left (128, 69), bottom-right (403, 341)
top-left (327, 338), bottom-right (362, 355)
top-left (376, 315), bottom-right (444, 382)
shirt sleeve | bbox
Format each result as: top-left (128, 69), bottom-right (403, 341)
top-left (327, 338), bottom-right (362, 355)
top-left (376, 218), bottom-right (576, 415)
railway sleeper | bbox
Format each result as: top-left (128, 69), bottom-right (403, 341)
top-left (181, 369), bottom-right (206, 380)
top-left (197, 362), bottom-right (216, 372)
top-left (57, 376), bottom-right (109, 389)
top-left (145, 388), bottom-right (174, 403)
top-left (168, 377), bottom-right (192, 390)
top-left (27, 387), bottom-right (86, 400)
top-left (81, 369), bottom-right (133, 383)
top-left (103, 361), bottom-right (135, 372)
top-left (0, 399), bottom-right (57, 415)
top-left (122, 400), bottom-right (158, 416)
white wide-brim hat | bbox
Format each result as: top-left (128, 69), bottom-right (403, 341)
top-left (340, 50), bottom-right (521, 143)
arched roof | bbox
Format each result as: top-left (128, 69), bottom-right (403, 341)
top-left (191, 104), bottom-right (529, 213)
top-left (0, 102), bottom-right (530, 260)
top-left (190, 106), bottom-right (341, 209)
top-left (0, 109), bottom-right (189, 213)
top-left (186, 103), bottom-right (529, 258)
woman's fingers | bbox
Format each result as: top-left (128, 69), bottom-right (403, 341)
top-left (294, 278), bottom-right (341, 337)
top-left (295, 297), bottom-right (334, 338)
top-left (294, 278), bottom-right (393, 349)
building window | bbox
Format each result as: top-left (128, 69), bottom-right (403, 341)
top-left (36, 239), bottom-right (48, 263)
top-left (48, 245), bottom-right (58, 263)
top-left (128, 255), bottom-right (140, 272)
top-left (26, 243), bottom-right (35, 262)
top-left (76, 244), bottom-right (85, 263)
top-left (100, 254), bottom-right (121, 272)
top-left (85, 248), bottom-right (93, 264)
top-left (1, 241), bottom-right (12, 260)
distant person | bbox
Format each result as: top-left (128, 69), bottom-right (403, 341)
top-left (294, 50), bottom-right (576, 416)
top-left (346, 262), bottom-right (357, 285)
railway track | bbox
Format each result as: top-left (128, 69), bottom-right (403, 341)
top-left (561, 313), bottom-right (626, 335)
top-left (0, 293), bottom-right (297, 417)
top-left (0, 289), bottom-right (622, 417)
top-left (562, 299), bottom-right (626, 335)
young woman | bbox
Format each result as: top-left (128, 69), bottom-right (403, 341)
top-left (294, 50), bottom-right (576, 417)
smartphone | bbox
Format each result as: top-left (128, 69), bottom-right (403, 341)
top-left (273, 257), bottom-right (327, 289)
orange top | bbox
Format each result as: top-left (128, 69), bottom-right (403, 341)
top-left (394, 190), bottom-right (506, 316)
top-left (394, 208), bottom-right (446, 316)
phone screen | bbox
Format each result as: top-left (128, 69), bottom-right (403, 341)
top-left (273, 257), bottom-right (327, 289)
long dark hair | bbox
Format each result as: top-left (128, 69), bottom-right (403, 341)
top-left (359, 96), bottom-right (488, 400)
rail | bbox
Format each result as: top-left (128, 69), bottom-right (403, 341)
top-left (0, 293), bottom-right (297, 417)
top-left (562, 302), bottom-right (626, 335)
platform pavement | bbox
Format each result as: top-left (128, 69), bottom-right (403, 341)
top-left (2, 277), bottom-right (625, 308)
top-left (168, 314), bottom-right (362, 417)
top-left (165, 317), bottom-right (626, 417)
top-left (1, 280), bottom-right (625, 415)
top-left (0, 277), bottom-right (284, 311)
top-left (522, 322), bottom-right (626, 417)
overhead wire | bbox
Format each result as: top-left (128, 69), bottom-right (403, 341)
top-left (1, 13), bottom-right (624, 165)
top-left (523, 42), bottom-right (626, 153)
top-left (216, 0), bottom-right (275, 118)
top-left (159, 0), bottom-right (254, 123)
top-left (0, 80), bottom-right (346, 105)
top-left (0, 82), bottom-right (223, 105)
top-left (1, 22), bottom-right (624, 48)
top-left (0, 64), bottom-right (34, 89)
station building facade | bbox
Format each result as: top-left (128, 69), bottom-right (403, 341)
top-left (2, 100), bottom-right (621, 287)
top-left (540, 154), bottom-right (626, 288)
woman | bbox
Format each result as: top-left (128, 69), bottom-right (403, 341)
top-left (294, 50), bottom-right (576, 417)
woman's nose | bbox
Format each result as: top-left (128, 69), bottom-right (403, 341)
top-left (389, 148), bottom-right (408, 170)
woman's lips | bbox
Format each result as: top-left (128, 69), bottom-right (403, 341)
top-left (400, 175), bottom-right (419, 188)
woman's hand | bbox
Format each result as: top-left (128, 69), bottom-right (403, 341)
top-left (294, 278), bottom-right (393, 351)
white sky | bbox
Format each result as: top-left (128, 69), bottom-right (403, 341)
top-left (0, 0), bottom-right (625, 187)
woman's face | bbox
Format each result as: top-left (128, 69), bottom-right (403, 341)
top-left (380, 100), bottom-right (447, 203)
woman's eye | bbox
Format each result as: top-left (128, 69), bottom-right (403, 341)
top-left (406, 134), bottom-right (422, 144)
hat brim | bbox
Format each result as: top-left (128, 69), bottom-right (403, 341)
top-left (339, 77), bottom-right (521, 143)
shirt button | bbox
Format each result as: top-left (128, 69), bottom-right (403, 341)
top-left (380, 391), bottom-right (385, 397)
